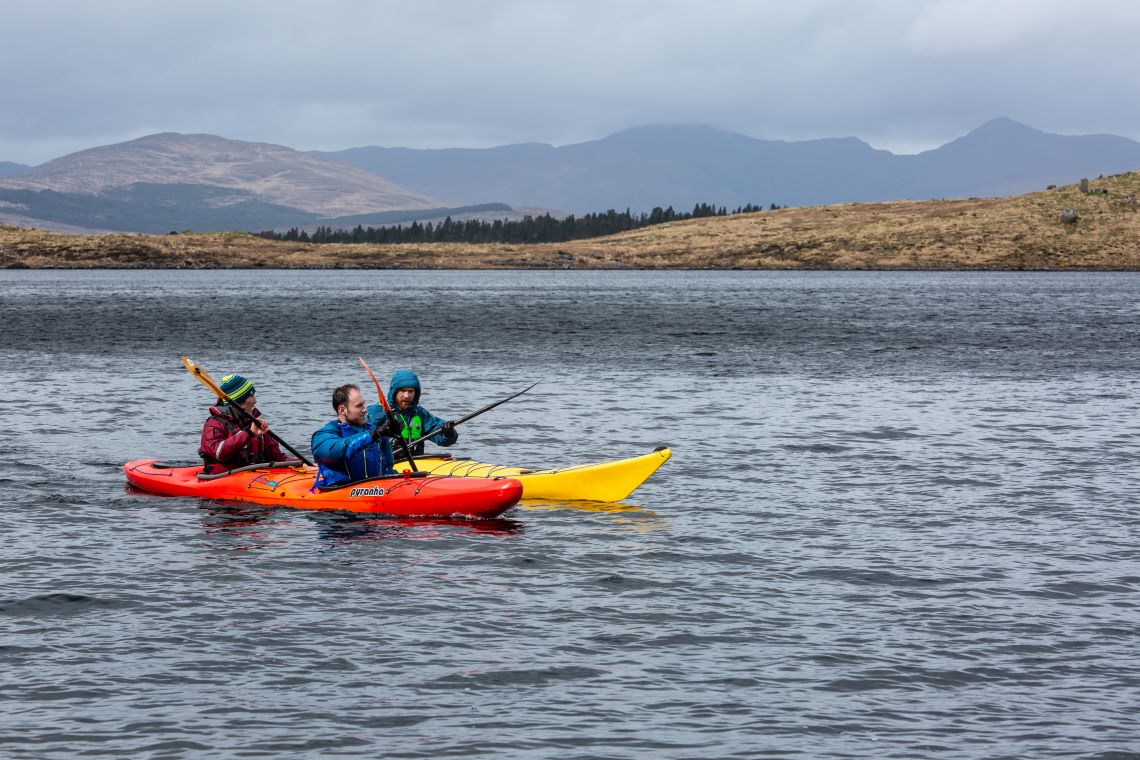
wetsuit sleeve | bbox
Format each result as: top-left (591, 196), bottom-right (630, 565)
top-left (311, 426), bottom-right (373, 465)
top-left (201, 416), bottom-right (252, 462)
top-left (420, 407), bottom-right (458, 447)
top-left (198, 418), bottom-right (222, 460)
top-left (365, 403), bottom-right (385, 427)
top-left (381, 437), bottom-right (396, 475)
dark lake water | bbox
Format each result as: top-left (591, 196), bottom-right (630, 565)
top-left (2, 269), bottom-right (1139, 758)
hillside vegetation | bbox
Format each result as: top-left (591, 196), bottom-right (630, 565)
top-left (2, 173), bottom-right (1137, 270)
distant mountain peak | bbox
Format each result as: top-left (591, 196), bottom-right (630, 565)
top-left (604, 123), bottom-right (764, 142)
top-left (0, 160), bottom-right (30, 179)
top-left (610, 123), bottom-right (729, 136)
top-left (967, 117), bottom-right (1042, 136)
top-left (0, 132), bottom-right (444, 217)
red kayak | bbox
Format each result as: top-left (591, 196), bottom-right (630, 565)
top-left (124, 459), bottom-right (522, 518)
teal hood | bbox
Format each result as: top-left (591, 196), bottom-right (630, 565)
top-left (387, 369), bottom-right (421, 408)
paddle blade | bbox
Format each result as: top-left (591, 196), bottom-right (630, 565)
top-left (357, 356), bottom-right (392, 413)
top-left (182, 355), bottom-right (227, 400)
top-left (358, 356), bottom-right (417, 471)
top-left (180, 355), bottom-right (315, 466)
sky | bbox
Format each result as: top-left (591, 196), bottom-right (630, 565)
top-left (3, 0), bottom-right (1140, 166)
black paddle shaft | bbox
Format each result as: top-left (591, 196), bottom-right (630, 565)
top-left (406, 381), bottom-right (539, 448)
top-left (182, 357), bottom-right (314, 467)
top-left (217, 395), bottom-right (314, 466)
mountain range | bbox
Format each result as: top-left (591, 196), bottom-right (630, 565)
top-left (2, 118), bottom-right (1139, 234)
top-left (320, 118), bottom-right (1140, 211)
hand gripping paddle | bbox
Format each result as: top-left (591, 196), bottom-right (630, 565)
top-left (358, 357), bottom-right (418, 472)
top-left (181, 356), bottom-right (313, 467)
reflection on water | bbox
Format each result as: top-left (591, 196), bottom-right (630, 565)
top-left (518, 499), bottom-right (672, 534)
top-left (519, 498), bottom-right (653, 513)
top-left (198, 502), bottom-right (286, 552)
top-left (311, 513), bottom-right (526, 543)
top-left (199, 501), bottom-right (526, 547)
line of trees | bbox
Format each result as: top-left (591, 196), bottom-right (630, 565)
top-left (257, 202), bottom-right (781, 245)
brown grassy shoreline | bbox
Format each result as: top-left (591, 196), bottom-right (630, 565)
top-left (2, 173), bottom-right (1138, 270)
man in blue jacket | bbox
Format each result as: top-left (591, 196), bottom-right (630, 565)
top-left (311, 384), bottom-right (396, 486)
top-left (367, 369), bottom-right (458, 459)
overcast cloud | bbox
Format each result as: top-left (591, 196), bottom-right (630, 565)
top-left (2, 0), bottom-right (1139, 165)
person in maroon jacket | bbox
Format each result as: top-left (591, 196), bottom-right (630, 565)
top-left (198, 373), bottom-right (283, 474)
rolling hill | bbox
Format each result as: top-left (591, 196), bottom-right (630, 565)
top-left (4, 171), bottom-right (1138, 270)
top-left (0, 133), bottom-right (448, 233)
top-left (0, 161), bottom-right (29, 179)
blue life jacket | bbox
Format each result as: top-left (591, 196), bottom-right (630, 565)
top-left (310, 420), bottom-right (394, 486)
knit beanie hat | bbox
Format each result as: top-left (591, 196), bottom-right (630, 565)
top-left (220, 373), bottom-right (255, 404)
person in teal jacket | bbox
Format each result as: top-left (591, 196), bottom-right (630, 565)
top-left (366, 369), bottom-right (457, 459)
top-left (312, 384), bottom-right (396, 486)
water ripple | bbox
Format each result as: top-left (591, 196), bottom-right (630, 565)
top-left (2, 270), bottom-right (1140, 758)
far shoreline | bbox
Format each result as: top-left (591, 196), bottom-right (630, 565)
top-left (8, 265), bottom-right (1140, 274)
top-left (3, 173), bottom-right (1139, 271)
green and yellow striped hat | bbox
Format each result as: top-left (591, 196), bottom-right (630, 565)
top-left (220, 373), bottom-right (255, 404)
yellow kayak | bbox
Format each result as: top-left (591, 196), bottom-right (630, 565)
top-left (396, 447), bottom-right (672, 502)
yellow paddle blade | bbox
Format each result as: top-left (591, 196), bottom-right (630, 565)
top-left (181, 355), bottom-right (228, 401)
top-left (180, 356), bottom-right (314, 467)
